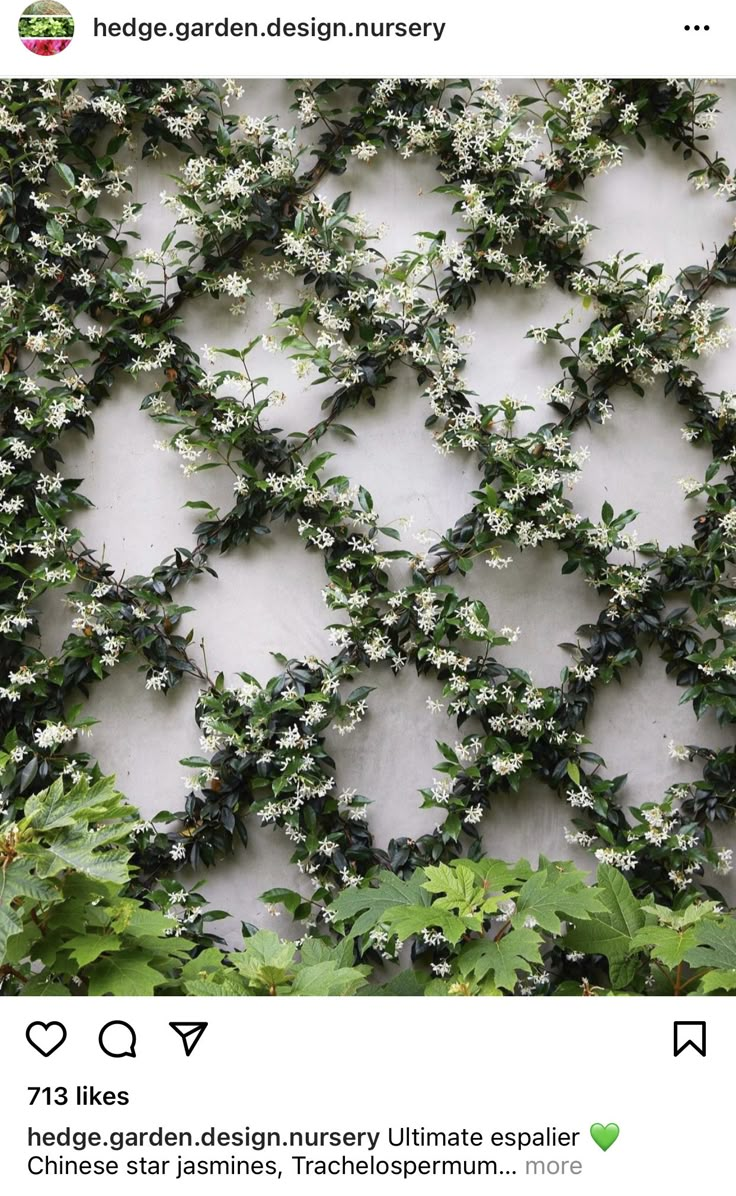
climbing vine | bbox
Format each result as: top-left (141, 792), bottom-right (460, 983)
top-left (1, 77), bottom-right (736, 995)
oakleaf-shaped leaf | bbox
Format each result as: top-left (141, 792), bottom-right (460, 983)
top-left (684, 919), bottom-right (736, 973)
top-left (66, 933), bottom-right (122, 968)
top-left (184, 974), bottom-right (250, 996)
top-left (228, 930), bottom-right (297, 986)
top-left (458, 927), bottom-right (543, 991)
top-left (111, 903), bottom-right (172, 939)
top-left (24, 775), bottom-right (130, 831)
top-left (382, 903), bottom-right (468, 945)
top-left (564, 864), bottom-right (644, 963)
top-left (0, 860), bottom-right (59, 958)
top-left (650, 901), bottom-right (720, 930)
top-left (632, 925), bottom-right (698, 968)
top-left (45, 830), bottom-right (130, 884)
top-left (698, 968), bottom-right (736, 994)
top-left (179, 947), bottom-right (227, 980)
top-left (1, 859), bottom-right (57, 905)
top-left (513, 865), bottom-right (603, 934)
top-left (329, 871), bottom-right (429, 939)
top-left (298, 936), bottom-right (354, 970)
top-left (462, 858), bottom-right (533, 890)
top-left (291, 962), bottom-right (369, 996)
top-left (0, 903), bottom-right (23, 962)
top-left (86, 952), bottom-right (168, 996)
top-left (421, 862), bottom-right (487, 925)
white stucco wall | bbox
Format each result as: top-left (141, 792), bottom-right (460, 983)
top-left (43, 80), bottom-right (736, 941)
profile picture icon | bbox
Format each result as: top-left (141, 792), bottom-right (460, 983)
top-left (19, 1), bottom-right (74, 56)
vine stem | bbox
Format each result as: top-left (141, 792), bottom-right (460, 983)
top-left (0, 965), bottom-right (27, 985)
top-left (674, 960), bottom-right (684, 996)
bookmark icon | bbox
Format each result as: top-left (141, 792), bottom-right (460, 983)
top-left (169, 1022), bottom-right (208, 1058)
top-left (673, 1021), bottom-right (706, 1057)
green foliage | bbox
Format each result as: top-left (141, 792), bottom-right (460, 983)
top-left (684, 912), bottom-right (736, 968)
top-left (327, 857), bottom-right (736, 996)
top-left (1, 776), bottom-right (133, 954)
top-left (330, 870), bottom-right (430, 939)
top-left (564, 864), bottom-right (645, 964)
top-left (0, 776), bottom-right (219, 994)
top-left (182, 932), bottom-right (370, 996)
top-left (512, 861), bottom-right (604, 934)
top-left (3, 781), bottom-right (735, 994)
top-left (0, 78), bottom-right (735, 994)
top-left (19, 15), bottom-right (74, 37)
top-left (458, 928), bottom-right (543, 992)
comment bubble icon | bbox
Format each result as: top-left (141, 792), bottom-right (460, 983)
top-left (98, 1020), bottom-right (137, 1059)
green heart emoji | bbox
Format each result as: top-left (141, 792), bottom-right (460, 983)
top-left (590, 1123), bottom-right (619, 1151)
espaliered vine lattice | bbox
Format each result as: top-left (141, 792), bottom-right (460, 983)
top-left (2, 78), bottom-right (736, 996)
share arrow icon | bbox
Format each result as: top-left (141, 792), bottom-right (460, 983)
top-left (169, 1022), bottom-right (208, 1057)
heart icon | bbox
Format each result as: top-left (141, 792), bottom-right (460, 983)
top-left (590, 1122), bottom-right (620, 1151)
top-left (26, 1021), bottom-right (67, 1057)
